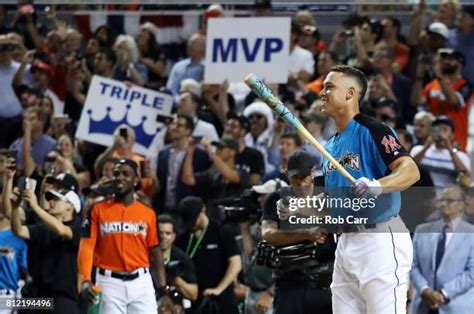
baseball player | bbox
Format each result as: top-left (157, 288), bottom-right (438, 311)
top-left (78, 159), bottom-right (168, 314)
top-left (319, 65), bottom-right (420, 313)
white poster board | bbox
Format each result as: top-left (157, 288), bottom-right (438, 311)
top-left (204, 17), bottom-right (290, 84)
top-left (75, 76), bottom-right (173, 157)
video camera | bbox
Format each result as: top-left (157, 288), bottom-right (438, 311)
top-left (214, 188), bottom-right (261, 223)
top-left (256, 240), bottom-right (319, 270)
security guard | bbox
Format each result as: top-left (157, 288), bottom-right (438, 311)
top-left (261, 150), bottom-right (336, 314)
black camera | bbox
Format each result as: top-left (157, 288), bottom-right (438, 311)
top-left (214, 188), bottom-right (261, 223)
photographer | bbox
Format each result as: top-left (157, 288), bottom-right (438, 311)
top-left (158, 214), bottom-right (198, 303)
top-left (10, 183), bottom-right (82, 314)
top-left (261, 150), bottom-right (335, 314)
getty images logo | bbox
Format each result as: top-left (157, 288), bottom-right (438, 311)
top-left (87, 104), bottom-right (161, 149)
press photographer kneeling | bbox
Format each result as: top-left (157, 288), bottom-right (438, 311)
top-left (261, 150), bottom-right (336, 314)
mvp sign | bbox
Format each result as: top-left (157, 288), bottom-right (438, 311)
top-left (204, 17), bottom-right (290, 84)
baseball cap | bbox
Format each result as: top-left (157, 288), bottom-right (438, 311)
top-left (287, 150), bottom-right (314, 178)
top-left (438, 48), bottom-right (466, 66)
top-left (252, 179), bottom-right (288, 194)
top-left (178, 196), bottom-right (204, 232)
top-left (427, 22), bottom-right (449, 39)
top-left (45, 173), bottom-right (79, 192)
top-left (45, 189), bottom-right (81, 213)
top-left (31, 62), bottom-right (54, 79)
top-left (227, 112), bottom-right (250, 131)
top-left (114, 158), bottom-right (142, 190)
top-left (432, 115), bottom-right (455, 131)
top-left (212, 135), bottom-right (239, 151)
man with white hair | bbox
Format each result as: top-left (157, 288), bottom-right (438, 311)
top-left (166, 33), bottom-right (206, 99)
top-left (243, 102), bottom-right (275, 173)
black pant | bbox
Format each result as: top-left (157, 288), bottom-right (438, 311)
top-left (0, 115), bottom-right (22, 148)
top-left (274, 281), bottom-right (332, 314)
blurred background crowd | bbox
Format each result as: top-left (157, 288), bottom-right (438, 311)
top-left (0, 0), bottom-right (474, 313)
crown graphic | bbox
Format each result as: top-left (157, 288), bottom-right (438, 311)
top-left (87, 105), bottom-right (161, 148)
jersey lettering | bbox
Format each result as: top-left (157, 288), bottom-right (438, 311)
top-left (327, 152), bottom-right (360, 172)
top-left (100, 221), bottom-right (148, 236)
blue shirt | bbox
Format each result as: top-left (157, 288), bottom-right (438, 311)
top-left (447, 29), bottom-right (474, 84)
top-left (166, 58), bottom-right (205, 98)
top-left (0, 229), bottom-right (28, 290)
top-left (9, 134), bottom-right (57, 168)
top-left (322, 114), bottom-right (408, 223)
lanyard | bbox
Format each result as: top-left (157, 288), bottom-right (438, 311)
top-left (186, 222), bottom-right (209, 258)
top-left (164, 250), bottom-right (171, 264)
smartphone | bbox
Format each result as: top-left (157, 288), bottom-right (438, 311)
top-left (192, 136), bottom-right (203, 144)
top-left (119, 127), bottom-right (128, 141)
top-left (25, 178), bottom-right (37, 191)
top-left (52, 114), bottom-right (70, 123)
top-left (17, 177), bottom-right (27, 191)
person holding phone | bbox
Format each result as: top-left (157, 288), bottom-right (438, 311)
top-left (94, 125), bottom-right (157, 200)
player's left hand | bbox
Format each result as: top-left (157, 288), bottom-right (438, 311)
top-left (352, 177), bottom-right (383, 198)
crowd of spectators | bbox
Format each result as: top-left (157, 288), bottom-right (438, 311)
top-left (1, 0), bottom-right (474, 313)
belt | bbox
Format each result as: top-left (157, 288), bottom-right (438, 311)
top-left (98, 267), bottom-right (149, 281)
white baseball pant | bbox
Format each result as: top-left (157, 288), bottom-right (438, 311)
top-left (331, 216), bottom-right (413, 314)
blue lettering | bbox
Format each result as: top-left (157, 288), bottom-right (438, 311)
top-left (141, 94), bottom-right (151, 107)
top-left (111, 86), bottom-right (122, 99)
top-left (212, 38), bottom-right (237, 62)
top-left (153, 97), bottom-right (164, 110)
top-left (99, 82), bottom-right (110, 95)
top-left (130, 91), bottom-right (141, 102)
top-left (241, 38), bottom-right (262, 62)
top-left (264, 38), bottom-right (283, 62)
top-left (123, 88), bottom-right (129, 100)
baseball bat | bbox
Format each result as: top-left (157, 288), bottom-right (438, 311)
top-left (244, 73), bottom-right (356, 184)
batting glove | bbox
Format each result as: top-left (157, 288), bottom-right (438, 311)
top-left (352, 177), bottom-right (383, 198)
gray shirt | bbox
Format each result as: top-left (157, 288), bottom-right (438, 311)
top-left (165, 147), bottom-right (187, 209)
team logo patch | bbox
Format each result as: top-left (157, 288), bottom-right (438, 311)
top-left (328, 152), bottom-right (360, 171)
top-left (381, 135), bottom-right (401, 154)
top-left (0, 246), bottom-right (15, 260)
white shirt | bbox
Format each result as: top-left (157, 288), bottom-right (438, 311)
top-left (288, 45), bottom-right (314, 76)
top-left (410, 144), bottom-right (471, 194)
top-left (0, 61), bottom-right (30, 118)
top-left (445, 214), bottom-right (463, 247)
top-left (193, 119), bottom-right (219, 142)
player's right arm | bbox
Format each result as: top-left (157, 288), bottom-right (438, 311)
top-left (77, 205), bottom-right (99, 290)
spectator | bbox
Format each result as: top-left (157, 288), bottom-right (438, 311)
top-left (136, 22), bottom-right (166, 88)
top-left (413, 111), bottom-right (435, 145)
top-left (254, 0), bottom-right (272, 17)
top-left (154, 114), bottom-right (210, 214)
top-left (166, 33), bottom-right (205, 98)
top-left (371, 45), bottom-right (414, 121)
top-left (177, 91), bottom-right (219, 142)
top-left (411, 116), bottom-right (470, 195)
top-left (243, 101), bottom-right (275, 174)
top-left (396, 129), bottom-right (414, 153)
top-left (301, 111), bottom-right (327, 173)
top-left (411, 185), bottom-right (474, 314)
top-left (463, 187), bottom-right (474, 224)
top-left (351, 17), bottom-right (383, 70)
top-left (7, 32), bottom-right (27, 63)
top-left (264, 133), bottom-right (303, 183)
top-left (201, 80), bottom-right (234, 135)
top-left (182, 135), bottom-right (249, 219)
top-left (10, 186), bottom-right (82, 314)
top-left (112, 34), bottom-right (147, 86)
top-left (447, 5), bottom-right (474, 85)
top-left (92, 49), bottom-right (116, 78)
top-left (289, 22), bottom-right (314, 83)
top-left (412, 48), bottom-right (472, 150)
top-left (378, 17), bottom-right (410, 72)
top-left (435, 0), bottom-right (460, 29)
top-left (0, 34), bottom-right (30, 148)
top-left (158, 214), bottom-right (198, 302)
top-left (306, 50), bottom-right (338, 95)
top-left (176, 196), bottom-right (242, 313)
top-left (9, 106), bottom-right (56, 175)
top-left (199, 4), bottom-right (225, 36)
top-left (224, 113), bottom-right (265, 186)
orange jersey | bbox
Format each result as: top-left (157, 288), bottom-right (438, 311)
top-left (306, 76), bottom-right (324, 95)
top-left (423, 77), bottom-right (473, 151)
top-left (78, 199), bottom-right (159, 281)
